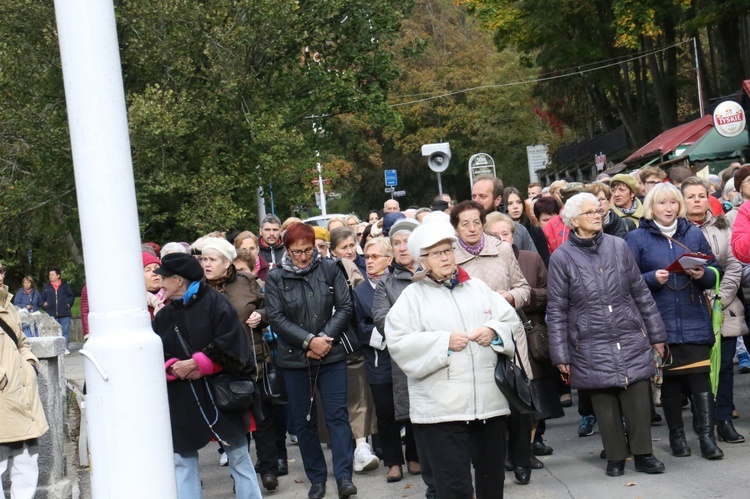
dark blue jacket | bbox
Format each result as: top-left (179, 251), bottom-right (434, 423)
top-left (625, 218), bottom-right (721, 345)
top-left (14, 288), bottom-right (43, 312)
top-left (353, 277), bottom-right (392, 384)
top-left (41, 282), bottom-right (75, 318)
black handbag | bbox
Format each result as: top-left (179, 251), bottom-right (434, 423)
top-left (328, 259), bottom-right (362, 355)
top-left (494, 336), bottom-right (537, 415)
top-left (260, 361), bottom-right (286, 404)
top-left (210, 369), bottom-right (257, 412)
top-left (173, 321), bottom-right (258, 413)
top-left (518, 309), bottom-right (550, 364)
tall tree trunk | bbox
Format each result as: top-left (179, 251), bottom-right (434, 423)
top-left (53, 204), bottom-right (84, 266)
top-left (645, 38), bottom-right (672, 131)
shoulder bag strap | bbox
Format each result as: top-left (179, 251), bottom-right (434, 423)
top-left (0, 315), bottom-right (20, 347)
top-left (659, 233), bottom-right (696, 254)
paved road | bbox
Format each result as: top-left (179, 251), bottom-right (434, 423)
top-left (66, 344), bottom-right (750, 498)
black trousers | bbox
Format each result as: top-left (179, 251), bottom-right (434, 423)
top-left (252, 396), bottom-right (279, 475)
top-left (413, 417), bottom-right (506, 499)
top-left (369, 383), bottom-right (418, 467)
top-left (589, 379), bottom-right (652, 461)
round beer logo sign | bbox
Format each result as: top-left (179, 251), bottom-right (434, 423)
top-left (713, 101), bottom-right (746, 138)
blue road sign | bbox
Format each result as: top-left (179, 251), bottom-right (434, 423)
top-left (384, 169), bottom-right (398, 187)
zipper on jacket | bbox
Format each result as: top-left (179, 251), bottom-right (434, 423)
top-left (374, 350), bottom-right (379, 368)
top-left (449, 292), bottom-right (477, 418)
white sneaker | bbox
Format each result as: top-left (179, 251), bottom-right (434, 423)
top-left (219, 452), bottom-right (228, 466)
top-left (353, 442), bottom-right (379, 473)
top-left (64, 349), bottom-right (71, 355)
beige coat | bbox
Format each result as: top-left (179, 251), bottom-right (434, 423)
top-left (453, 234), bottom-right (531, 309)
top-left (699, 215), bottom-right (748, 337)
top-left (0, 286), bottom-right (49, 443)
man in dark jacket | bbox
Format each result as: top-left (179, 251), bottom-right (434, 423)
top-left (41, 267), bottom-right (75, 354)
top-left (258, 215), bottom-right (286, 269)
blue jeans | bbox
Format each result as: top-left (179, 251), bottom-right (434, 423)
top-left (54, 316), bottom-right (70, 347)
top-left (283, 360), bottom-right (354, 483)
top-left (174, 436), bottom-right (262, 499)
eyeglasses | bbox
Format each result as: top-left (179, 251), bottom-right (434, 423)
top-left (289, 248), bottom-right (314, 257)
top-left (356, 232), bottom-right (365, 237)
top-left (421, 248), bottom-right (453, 259)
top-left (364, 254), bottom-right (388, 261)
top-left (645, 180), bottom-right (661, 186)
top-left (597, 197), bottom-right (609, 204)
top-left (347, 223), bottom-right (358, 228)
top-left (579, 209), bottom-right (605, 218)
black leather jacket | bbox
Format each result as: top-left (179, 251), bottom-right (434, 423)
top-left (265, 258), bottom-right (353, 368)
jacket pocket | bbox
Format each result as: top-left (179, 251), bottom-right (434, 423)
top-left (0, 366), bottom-right (7, 391)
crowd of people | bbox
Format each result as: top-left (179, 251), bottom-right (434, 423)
top-left (5, 163), bottom-right (750, 499)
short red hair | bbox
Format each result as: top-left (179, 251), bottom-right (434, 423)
top-left (283, 222), bottom-right (315, 248)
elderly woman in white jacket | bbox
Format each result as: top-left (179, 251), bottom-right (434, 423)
top-left (386, 220), bottom-right (521, 499)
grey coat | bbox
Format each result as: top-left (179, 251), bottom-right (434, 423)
top-left (372, 263), bottom-right (413, 421)
top-left (547, 231), bottom-right (666, 390)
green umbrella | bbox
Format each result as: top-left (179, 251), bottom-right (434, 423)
top-left (708, 267), bottom-right (722, 396)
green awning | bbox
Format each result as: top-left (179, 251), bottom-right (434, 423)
top-left (680, 126), bottom-right (749, 162)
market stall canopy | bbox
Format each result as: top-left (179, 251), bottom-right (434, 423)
top-left (679, 126), bottom-right (749, 162)
top-left (624, 114), bottom-right (714, 165)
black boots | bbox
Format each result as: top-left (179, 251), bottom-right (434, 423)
top-left (717, 420), bottom-right (745, 443)
top-left (661, 397), bottom-right (691, 457)
top-left (692, 392), bottom-right (724, 460)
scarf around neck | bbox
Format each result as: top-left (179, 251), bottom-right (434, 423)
top-left (281, 250), bottom-right (322, 275)
top-left (206, 265), bottom-right (235, 291)
top-left (458, 234), bottom-right (485, 256)
top-left (367, 268), bottom-right (390, 284)
top-left (619, 197), bottom-right (640, 216)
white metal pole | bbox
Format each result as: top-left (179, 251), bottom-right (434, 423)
top-left (693, 37), bottom-right (705, 117)
top-left (317, 156), bottom-right (328, 216)
top-left (52, 0), bottom-right (177, 497)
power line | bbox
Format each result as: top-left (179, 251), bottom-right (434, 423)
top-left (388, 39), bottom-right (692, 108)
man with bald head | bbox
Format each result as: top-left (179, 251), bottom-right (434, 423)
top-left (471, 175), bottom-right (538, 253)
top-left (384, 199), bottom-right (400, 213)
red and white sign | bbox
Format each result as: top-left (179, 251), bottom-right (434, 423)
top-left (713, 101), bottom-right (746, 138)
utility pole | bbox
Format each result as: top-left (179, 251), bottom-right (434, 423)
top-left (53, 0), bottom-right (176, 497)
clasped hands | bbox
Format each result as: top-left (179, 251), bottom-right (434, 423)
top-left (449, 327), bottom-right (495, 352)
top-left (169, 359), bottom-right (201, 380)
top-left (306, 336), bottom-right (333, 360)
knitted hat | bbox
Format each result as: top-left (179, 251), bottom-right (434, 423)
top-left (201, 237), bottom-right (237, 262)
top-left (610, 174), bottom-right (639, 195)
top-left (154, 253), bottom-right (205, 282)
top-left (389, 218), bottom-right (420, 240)
top-left (142, 252), bottom-right (161, 268)
top-left (313, 226), bottom-right (330, 242)
top-left (407, 221), bottom-right (457, 262)
top-left (734, 165), bottom-right (750, 192)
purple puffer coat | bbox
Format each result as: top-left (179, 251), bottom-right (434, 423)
top-left (547, 230), bottom-right (666, 390)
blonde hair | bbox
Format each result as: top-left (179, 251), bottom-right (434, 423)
top-left (484, 212), bottom-right (515, 234)
top-left (364, 237), bottom-right (393, 257)
top-left (642, 183), bottom-right (687, 220)
top-left (281, 217), bottom-right (303, 232)
top-left (233, 230), bottom-right (259, 250)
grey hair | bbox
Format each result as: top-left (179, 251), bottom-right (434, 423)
top-left (162, 242), bottom-right (189, 256)
top-left (561, 193), bottom-right (599, 229)
top-left (260, 214), bottom-right (282, 227)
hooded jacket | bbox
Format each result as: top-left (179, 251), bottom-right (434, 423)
top-left (693, 214), bottom-right (747, 337)
top-left (385, 268), bottom-right (520, 424)
top-left (626, 218), bottom-right (721, 345)
top-left (731, 201), bottom-right (750, 264)
top-left (547, 231), bottom-right (666, 390)
top-left (0, 286), bottom-right (49, 444)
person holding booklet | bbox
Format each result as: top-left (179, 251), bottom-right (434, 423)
top-left (626, 183), bottom-right (725, 461)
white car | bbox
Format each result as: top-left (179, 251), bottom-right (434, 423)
top-left (303, 214), bottom-right (348, 229)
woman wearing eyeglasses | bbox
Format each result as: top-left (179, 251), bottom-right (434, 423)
top-left (386, 220), bottom-right (521, 499)
top-left (265, 223), bottom-right (358, 499)
top-left (353, 238), bottom-right (409, 482)
top-left (626, 183), bottom-right (725, 461)
top-left (548, 193), bottom-right (667, 477)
